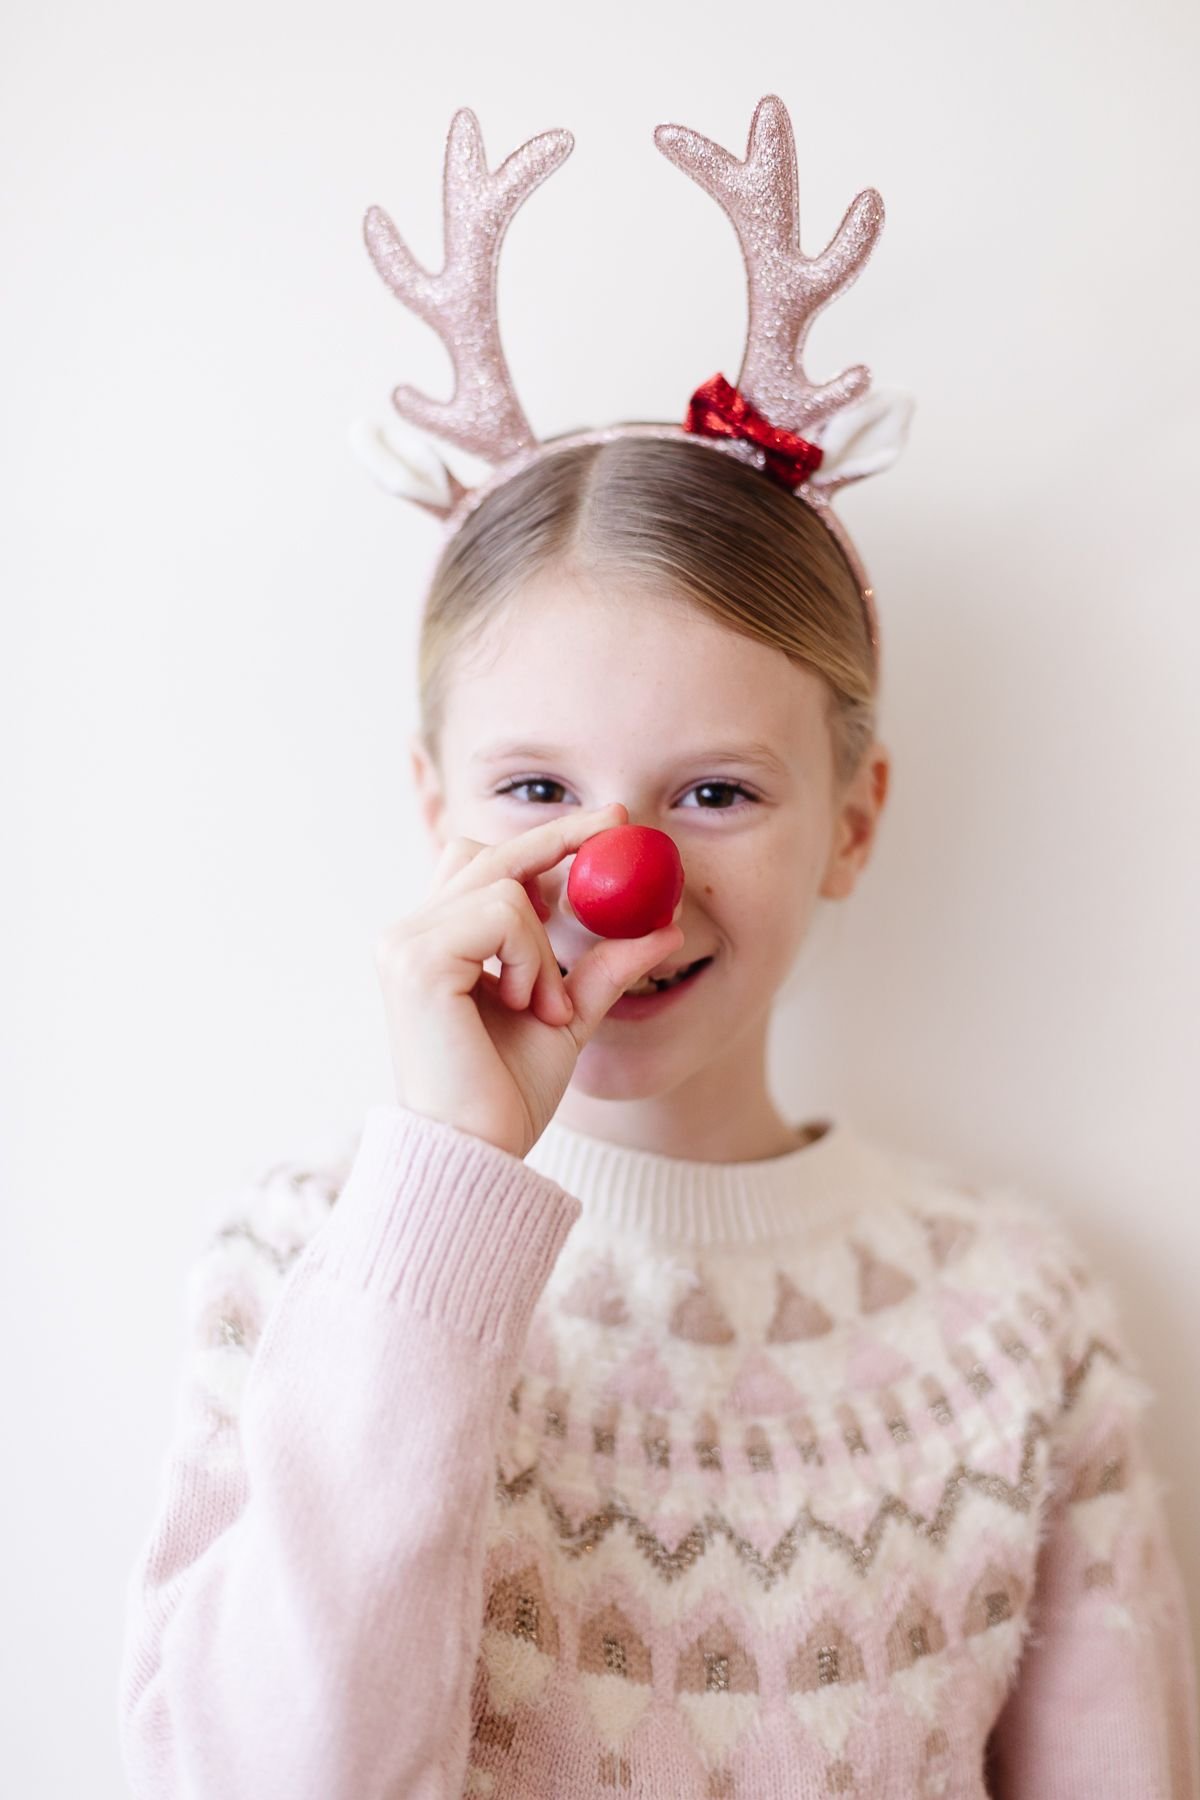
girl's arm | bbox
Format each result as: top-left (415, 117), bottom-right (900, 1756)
top-left (987, 1256), bottom-right (1200, 1798)
top-left (117, 1102), bottom-right (581, 1800)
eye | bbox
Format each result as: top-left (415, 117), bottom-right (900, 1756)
top-left (494, 778), bottom-right (758, 812)
top-left (495, 777), bottom-right (569, 805)
top-left (679, 781), bottom-right (758, 811)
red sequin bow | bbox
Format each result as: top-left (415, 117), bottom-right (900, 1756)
top-left (683, 372), bottom-right (824, 489)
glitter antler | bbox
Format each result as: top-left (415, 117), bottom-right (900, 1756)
top-left (654, 95), bottom-right (885, 447)
top-left (363, 107), bottom-right (574, 468)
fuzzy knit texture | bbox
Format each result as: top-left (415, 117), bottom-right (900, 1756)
top-left (118, 1103), bottom-right (1200, 1799)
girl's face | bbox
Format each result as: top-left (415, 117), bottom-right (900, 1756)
top-left (411, 562), bottom-right (888, 1109)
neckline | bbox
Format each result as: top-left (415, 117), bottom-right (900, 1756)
top-left (523, 1112), bottom-right (877, 1248)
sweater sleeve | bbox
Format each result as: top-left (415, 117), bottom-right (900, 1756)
top-left (117, 1102), bottom-right (582, 1800)
top-left (987, 1235), bottom-right (1200, 1799)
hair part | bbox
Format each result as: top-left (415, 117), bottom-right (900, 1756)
top-left (416, 435), bottom-right (878, 792)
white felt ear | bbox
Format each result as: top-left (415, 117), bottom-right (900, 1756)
top-left (346, 414), bottom-right (455, 505)
top-left (809, 388), bottom-right (916, 489)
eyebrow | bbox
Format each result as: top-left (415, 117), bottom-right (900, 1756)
top-left (470, 739), bottom-right (791, 778)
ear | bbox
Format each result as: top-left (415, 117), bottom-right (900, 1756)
top-left (818, 740), bottom-right (891, 900)
top-left (409, 731), bottom-right (449, 856)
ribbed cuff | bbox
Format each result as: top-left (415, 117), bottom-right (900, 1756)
top-left (308, 1104), bottom-right (581, 1355)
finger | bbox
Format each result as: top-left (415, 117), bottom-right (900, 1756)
top-left (430, 835), bottom-right (484, 895)
top-left (470, 960), bottom-right (570, 1021)
top-left (428, 878), bottom-right (573, 1022)
top-left (431, 839), bottom-right (552, 919)
top-left (562, 922), bottom-right (687, 1038)
top-left (490, 879), bottom-right (574, 1020)
top-left (442, 801), bottom-right (628, 898)
top-left (522, 874), bottom-right (552, 923)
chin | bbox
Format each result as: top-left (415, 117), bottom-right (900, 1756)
top-left (567, 1040), bottom-right (690, 1102)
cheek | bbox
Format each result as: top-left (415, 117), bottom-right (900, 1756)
top-left (700, 846), bottom-right (819, 950)
top-left (456, 802), bottom-right (530, 847)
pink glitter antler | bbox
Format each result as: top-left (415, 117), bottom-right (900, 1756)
top-left (363, 107), bottom-right (573, 467)
top-left (654, 95), bottom-right (884, 443)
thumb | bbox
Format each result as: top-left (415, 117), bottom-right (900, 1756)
top-left (563, 921), bottom-right (687, 1039)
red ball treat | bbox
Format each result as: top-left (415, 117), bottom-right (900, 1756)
top-left (567, 824), bottom-right (684, 939)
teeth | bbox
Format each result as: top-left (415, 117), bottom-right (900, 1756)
top-left (560, 958), bottom-right (697, 996)
top-left (626, 960), bottom-right (699, 996)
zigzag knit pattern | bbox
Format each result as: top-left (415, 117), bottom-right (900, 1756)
top-left (118, 1107), bottom-right (1200, 1799)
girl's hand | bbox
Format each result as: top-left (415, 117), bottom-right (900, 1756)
top-left (373, 801), bottom-right (686, 1160)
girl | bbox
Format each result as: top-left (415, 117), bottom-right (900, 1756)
top-left (118, 99), bottom-right (1198, 1797)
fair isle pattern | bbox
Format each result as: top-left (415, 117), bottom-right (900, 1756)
top-left (492, 1403), bottom-right (1055, 1583)
top-left (180, 1130), bottom-right (1191, 1798)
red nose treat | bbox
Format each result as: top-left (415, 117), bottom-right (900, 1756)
top-left (567, 824), bottom-right (684, 938)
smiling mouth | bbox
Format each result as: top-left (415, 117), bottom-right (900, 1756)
top-left (558, 955), bottom-right (714, 994)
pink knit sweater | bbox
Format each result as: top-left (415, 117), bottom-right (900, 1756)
top-left (118, 1103), bottom-right (1199, 1797)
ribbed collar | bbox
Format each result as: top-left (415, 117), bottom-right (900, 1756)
top-left (524, 1113), bottom-right (883, 1248)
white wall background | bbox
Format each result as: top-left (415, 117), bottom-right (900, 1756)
top-left (3, 0), bottom-right (1197, 1790)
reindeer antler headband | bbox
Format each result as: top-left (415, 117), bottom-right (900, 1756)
top-left (350, 95), bottom-right (914, 687)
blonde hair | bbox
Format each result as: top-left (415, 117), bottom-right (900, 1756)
top-left (416, 435), bottom-right (877, 791)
